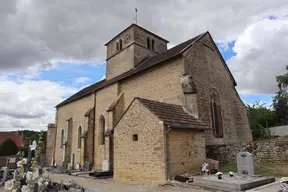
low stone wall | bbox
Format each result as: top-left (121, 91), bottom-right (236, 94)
top-left (268, 125), bottom-right (288, 137)
top-left (206, 140), bottom-right (288, 164)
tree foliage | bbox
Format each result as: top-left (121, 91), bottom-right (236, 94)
top-left (246, 101), bottom-right (276, 139)
top-left (0, 139), bottom-right (19, 156)
top-left (273, 65), bottom-right (288, 125)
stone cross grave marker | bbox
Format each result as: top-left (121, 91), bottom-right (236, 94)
top-left (236, 151), bottom-right (255, 175)
top-left (102, 160), bottom-right (109, 172)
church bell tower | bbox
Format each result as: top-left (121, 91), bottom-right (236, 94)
top-left (104, 24), bottom-right (169, 80)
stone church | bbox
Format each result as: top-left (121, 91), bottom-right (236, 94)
top-left (46, 23), bottom-right (252, 184)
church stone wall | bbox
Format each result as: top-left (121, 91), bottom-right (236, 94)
top-left (119, 58), bottom-right (184, 110)
top-left (106, 27), bottom-right (134, 59)
top-left (94, 83), bottom-right (119, 169)
top-left (54, 94), bottom-right (94, 167)
top-left (106, 45), bottom-right (135, 80)
top-left (168, 129), bottom-right (205, 179)
top-left (183, 34), bottom-right (252, 145)
top-left (114, 100), bottom-right (166, 184)
top-left (134, 26), bottom-right (168, 54)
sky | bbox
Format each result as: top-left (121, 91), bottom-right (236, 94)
top-left (0, 0), bottom-right (288, 131)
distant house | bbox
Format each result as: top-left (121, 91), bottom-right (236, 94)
top-left (0, 131), bottom-right (24, 147)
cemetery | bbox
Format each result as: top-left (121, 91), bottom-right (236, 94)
top-left (0, 133), bottom-right (100, 191)
top-left (0, 131), bottom-right (286, 191)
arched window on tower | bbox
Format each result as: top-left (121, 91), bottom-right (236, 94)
top-left (99, 115), bottom-right (105, 145)
top-left (147, 38), bottom-right (150, 49)
top-left (116, 42), bottom-right (119, 51)
top-left (119, 39), bottom-right (122, 50)
top-left (151, 39), bottom-right (155, 51)
top-left (210, 92), bottom-right (224, 138)
top-left (77, 126), bottom-right (82, 149)
top-left (60, 129), bottom-right (64, 149)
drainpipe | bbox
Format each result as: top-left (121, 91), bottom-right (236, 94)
top-left (92, 92), bottom-right (96, 167)
top-left (164, 126), bottom-right (172, 181)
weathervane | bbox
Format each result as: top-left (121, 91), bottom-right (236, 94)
top-left (135, 8), bottom-right (138, 25)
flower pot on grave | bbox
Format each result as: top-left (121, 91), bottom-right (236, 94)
top-left (217, 175), bottom-right (222, 179)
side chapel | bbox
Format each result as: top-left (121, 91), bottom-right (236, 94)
top-left (46, 23), bottom-right (252, 183)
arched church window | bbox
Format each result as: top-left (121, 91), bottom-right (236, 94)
top-left (147, 38), bottom-right (150, 49)
top-left (152, 39), bottom-right (155, 51)
top-left (210, 92), bottom-right (224, 138)
top-left (60, 129), bottom-right (64, 149)
top-left (78, 126), bottom-right (82, 149)
top-left (119, 39), bottom-right (122, 50)
top-left (116, 42), bottom-right (119, 51)
top-left (100, 115), bottom-right (105, 145)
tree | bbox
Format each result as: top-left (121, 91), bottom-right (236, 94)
top-left (246, 101), bottom-right (276, 139)
top-left (0, 139), bottom-right (19, 156)
top-left (273, 65), bottom-right (288, 125)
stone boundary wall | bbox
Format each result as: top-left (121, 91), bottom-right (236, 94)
top-left (206, 140), bottom-right (288, 164)
top-left (268, 125), bottom-right (288, 137)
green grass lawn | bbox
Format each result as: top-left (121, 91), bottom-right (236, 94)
top-left (220, 161), bottom-right (288, 178)
top-left (253, 136), bottom-right (288, 143)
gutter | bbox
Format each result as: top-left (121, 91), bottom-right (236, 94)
top-left (164, 126), bottom-right (172, 181)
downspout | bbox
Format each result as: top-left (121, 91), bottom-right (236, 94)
top-left (164, 126), bottom-right (172, 181)
top-left (92, 92), bottom-right (96, 167)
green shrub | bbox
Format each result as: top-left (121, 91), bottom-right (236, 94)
top-left (0, 139), bottom-right (19, 156)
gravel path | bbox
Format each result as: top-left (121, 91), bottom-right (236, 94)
top-left (46, 173), bottom-right (222, 192)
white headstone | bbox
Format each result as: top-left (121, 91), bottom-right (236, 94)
top-left (236, 151), bottom-right (255, 175)
top-left (75, 162), bottom-right (80, 170)
top-left (9, 158), bottom-right (16, 163)
top-left (102, 160), bottom-right (109, 172)
top-left (1, 167), bottom-right (8, 183)
top-left (13, 169), bottom-right (18, 180)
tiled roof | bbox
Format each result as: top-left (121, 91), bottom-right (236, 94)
top-left (56, 33), bottom-right (204, 108)
top-left (0, 132), bottom-right (24, 147)
top-left (136, 97), bottom-right (210, 130)
top-left (56, 79), bottom-right (106, 107)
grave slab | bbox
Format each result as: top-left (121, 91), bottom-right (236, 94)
top-left (246, 181), bottom-right (281, 192)
top-left (192, 173), bottom-right (275, 192)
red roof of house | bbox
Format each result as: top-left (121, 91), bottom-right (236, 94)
top-left (0, 131), bottom-right (24, 147)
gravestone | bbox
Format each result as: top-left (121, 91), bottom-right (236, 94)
top-left (13, 169), bottom-right (18, 181)
top-left (236, 151), bottom-right (255, 175)
top-left (75, 162), bottom-right (80, 170)
top-left (9, 157), bottom-right (16, 163)
top-left (84, 161), bottom-right (91, 171)
top-left (206, 158), bottom-right (219, 173)
top-left (0, 167), bottom-right (8, 184)
top-left (102, 160), bottom-right (109, 172)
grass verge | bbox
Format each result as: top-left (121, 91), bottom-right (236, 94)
top-left (220, 161), bottom-right (288, 178)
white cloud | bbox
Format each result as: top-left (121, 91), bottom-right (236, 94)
top-left (1, 0), bottom-right (288, 130)
top-left (1, 0), bottom-right (288, 72)
top-left (0, 76), bottom-right (76, 131)
top-left (229, 17), bottom-right (288, 95)
top-left (74, 77), bottom-right (91, 84)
